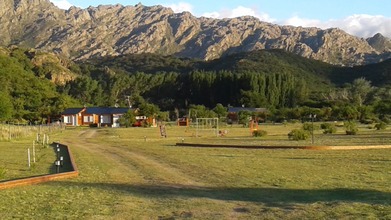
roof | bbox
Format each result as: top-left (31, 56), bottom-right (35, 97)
top-left (62, 107), bottom-right (131, 115)
top-left (62, 108), bottom-right (84, 115)
top-left (228, 107), bottom-right (267, 113)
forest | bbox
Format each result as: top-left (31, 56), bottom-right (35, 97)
top-left (1, 47), bottom-right (391, 124)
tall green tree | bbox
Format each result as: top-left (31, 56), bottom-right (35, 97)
top-left (118, 110), bottom-right (136, 127)
top-left (138, 103), bottom-right (160, 117)
top-left (0, 91), bottom-right (13, 121)
top-left (212, 103), bottom-right (228, 118)
top-left (349, 78), bottom-right (373, 106)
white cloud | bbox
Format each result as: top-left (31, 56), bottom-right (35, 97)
top-left (282, 15), bottom-right (322, 28)
top-left (202, 6), bottom-right (275, 23)
top-left (231, 6), bottom-right (257, 18)
top-left (201, 5), bottom-right (391, 38)
top-left (49, 0), bottom-right (73, 9)
top-left (281, 14), bottom-right (391, 38)
top-left (331, 15), bottom-right (391, 38)
top-left (163, 2), bottom-right (194, 13)
top-left (202, 11), bottom-right (220, 19)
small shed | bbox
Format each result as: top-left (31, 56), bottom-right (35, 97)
top-left (177, 117), bottom-right (190, 126)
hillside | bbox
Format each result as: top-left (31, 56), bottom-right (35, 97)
top-left (1, 0), bottom-right (390, 66)
top-left (87, 50), bottom-right (340, 92)
top-left (0, 47), bottom-right (79, 122)
top-left (2, 46), bottom-right (391, 121)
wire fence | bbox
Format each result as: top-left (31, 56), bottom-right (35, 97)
top-left (0, 122), bottom-right (65, 142)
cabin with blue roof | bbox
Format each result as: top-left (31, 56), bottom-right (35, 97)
top-left (62, 107), bottom-right (130, 127)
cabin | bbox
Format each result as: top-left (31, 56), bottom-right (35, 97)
top-left (227, 107), bottom-right (268, 124)
top-left (62, 107), bottom-right (130, 127)
top-left (177, 117), bottom-right (190, 126)
top-left (133, 116), bottom-right (157, 127)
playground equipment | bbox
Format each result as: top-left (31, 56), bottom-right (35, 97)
top-left (159, 124), bottom-right (167, 138)
top-left (250, 119), bottom-right (259, 136)
top-left (195, 118), bottom-right (219, 137)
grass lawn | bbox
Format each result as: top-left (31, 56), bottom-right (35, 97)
top-left (1, 123), bottom-right (391, 219)
top-left (0, 139), bottom-right (57, 181)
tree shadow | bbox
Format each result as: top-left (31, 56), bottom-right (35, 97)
top-left (53, 181), bottom-right (391, 207)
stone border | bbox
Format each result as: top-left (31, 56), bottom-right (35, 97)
top-left (0, 143), bottom-right (78, 190)
top-left (176, 143), bottom-right (391, 150)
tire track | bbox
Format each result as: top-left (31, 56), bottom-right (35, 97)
top-left (62, 129), bottom-right (205, 187)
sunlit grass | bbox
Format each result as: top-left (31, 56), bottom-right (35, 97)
top-left (1, 123), bottom-right (391, 218)
top-left (0, 139), bottom-right (57, 181)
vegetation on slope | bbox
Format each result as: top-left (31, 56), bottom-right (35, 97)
top-left (2, 46), bottom-right (391, 123)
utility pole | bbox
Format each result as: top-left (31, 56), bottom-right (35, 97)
top-left (309, 114), bottom-right (316, 145)
top-left (125, 95), bottom-right (132, 108)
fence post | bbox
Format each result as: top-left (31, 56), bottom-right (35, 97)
top-left (8, 122), bottom-right (11, 141)
top-left (33, 141), bottom-right (36, 163)
top-left (28, 148), bottom-right (31, 168)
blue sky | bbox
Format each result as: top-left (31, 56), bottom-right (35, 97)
top-left (49, 0), bottom-right (391, 38)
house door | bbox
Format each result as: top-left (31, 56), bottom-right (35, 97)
top-left (113, 115), bottom-right (120, 127)
top-left (77, 115), bottom-right (82, 126)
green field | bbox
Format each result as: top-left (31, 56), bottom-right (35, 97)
top-left (1, 123), bottom-right (391, 219)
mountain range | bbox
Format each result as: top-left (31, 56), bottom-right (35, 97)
top-left (1, 0), bottom-right (391, 66)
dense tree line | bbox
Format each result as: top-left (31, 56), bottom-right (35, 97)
top-left (62, 67), bottom-right (309, 111)
top-left (0, 50), bottom-right (79, 123)
top-left (2, 47), bottom-right (391, 124)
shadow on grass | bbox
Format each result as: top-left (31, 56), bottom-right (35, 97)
top-left (52, 181), bottom-right (391, 206)
top-left (48, 143), bottom-right (74, 174)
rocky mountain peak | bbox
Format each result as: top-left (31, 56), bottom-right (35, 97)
top-left (367, 33), bottom-right (391, 52)
top-left (0, 0), bottom-right (390, 66)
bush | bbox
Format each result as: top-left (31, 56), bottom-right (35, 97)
top-left (375, 122), bottom-right (387, 130)
top-left (344, 121), bottom-right (358, 135)
top-left (302, 122), bottom-right (319, 131)
top-left (381, 116), bottom-right (391, 124)
top-left (252, 130), bottom-right (267, 137)
top-left (321, 123), bottom-right (337, 134)
top-left (360, 119), bottom-right (374, 124)
top-left (288, 129), bottom-right (309, 140)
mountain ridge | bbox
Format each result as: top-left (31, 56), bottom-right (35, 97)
top-left (1, 0), bottom-right (391, 66)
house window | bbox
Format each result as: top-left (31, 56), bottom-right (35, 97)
top-left (63, 116), bottom-right (71, 123)
top-left (84, 115), bottom-right (93, 123)
top-left (101, 115), bottom-right (111, 124)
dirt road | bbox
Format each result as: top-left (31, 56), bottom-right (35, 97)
top-left (61, 129), bottom-right (205, 187)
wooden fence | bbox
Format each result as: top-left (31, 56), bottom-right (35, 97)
top-left (0, 122), bottom-right (65, 141)
top-left (0, 142), bottom-right (78, 190)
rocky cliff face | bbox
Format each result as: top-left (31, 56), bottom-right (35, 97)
top-left (367, 33), bottom-right (391, 52)
top-left (1, 0), bottom-right (390, 66)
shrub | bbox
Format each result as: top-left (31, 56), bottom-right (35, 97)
top-left (360, 119), bottom-right (374, 124)
top-left (302, 122), bottom-right (319, 131)
top-left (381, 116), bottom-right (391, 124)
top-left (321, 123), bottom-right (337, 134)
top-left (288, 129), bottom-right (309, 140)
top-left (253, 130), bottom-right (267, 137)
top-left (344, 121), bottom-right (358, 135)
top-left (288, 119), bottom-right (300, 124)
top-left (375, 122), bottom-right (387, 130)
